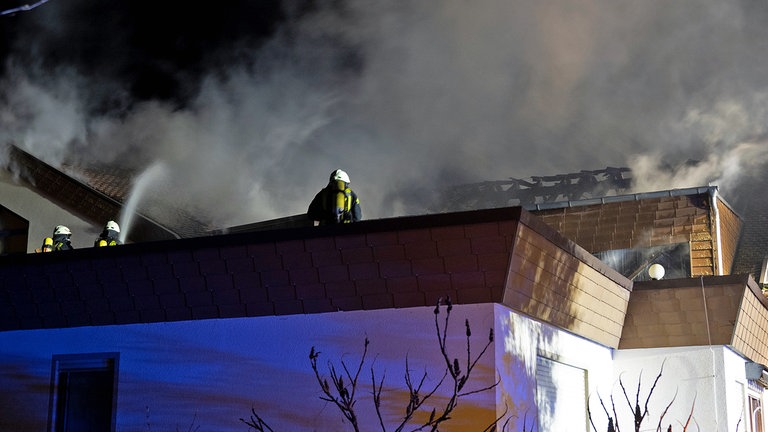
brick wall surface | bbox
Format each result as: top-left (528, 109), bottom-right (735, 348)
top-left (0, 207), bottom-right (632, 352)
top-left (531, 191), bottom-right (743, 278)
top-left (717, 199), bottom-right (743, 275)
top-left (0, 208), bottom-right (512, 330)
top-left (732, 278), bottom-right (768, 365)
top-left (504, 221), bottom-right (630, 348)
top-left (533, 195), bottom-right (706, 251)
top-left (620, 275), bottom-right (761, 353)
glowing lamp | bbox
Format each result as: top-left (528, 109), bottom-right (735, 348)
top-left (648, 263), bottom-right (665, 280)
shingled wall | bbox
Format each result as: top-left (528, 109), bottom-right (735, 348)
top-left (530, 188), bottom-right (742, 277)
top-left (0, 207), bottom-right (632, 348)
top-left (622, 275), bottom-right (768, 365)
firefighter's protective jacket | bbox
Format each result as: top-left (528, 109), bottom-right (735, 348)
top-left (307, 180), bottom-right (362, 225)
top-left (94, 229), bottom-right (122, 247)
top-left (50, 234), bottom-right (74, 251)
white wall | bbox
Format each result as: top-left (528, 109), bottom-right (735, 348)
top-left (497, 305), bottom-right (615, 432)
top-left (0, 304), bottom-right (492, 432)
top-left (613, 346), bottom-right (749, 432)
top-left (0, 171), bottom-right (99, 251)
top-left (0, 304), bottom-right (617, 431)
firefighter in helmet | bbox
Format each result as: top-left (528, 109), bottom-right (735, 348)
top-left (308, 169), bottom-right (362, 225)
top-left (39, 225), bottom-right (74, 252)
top-left (94, 220), bottom-right (122, 247)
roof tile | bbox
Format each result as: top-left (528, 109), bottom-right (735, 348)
top-left (385, 276), bottom-right (419, 293)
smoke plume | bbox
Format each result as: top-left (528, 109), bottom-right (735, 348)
top-left (2, 0), bottom-right (768, 228)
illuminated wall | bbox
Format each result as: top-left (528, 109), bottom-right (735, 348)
top-left (0, 303), bottom-right (615, 431)
top-left (612, 346), bottom-right (750, 432)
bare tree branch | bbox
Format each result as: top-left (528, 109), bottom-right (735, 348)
top-left (679, 395), bottom-right (696, 432)
top-left (655, 388), bottom-right (678, 432)
top-left (412, 297), bottom-right (497, 432)
top-left (244, 297), bottom-right (502, 431)
top-left (372, 366), bottom-right (387, 432)
top-left (308, 338), bottom-right (370, 432)
top-left (240, 407), bottom-right (276, 432)
top-left (480, 404), bottom-right (512, 432)
top-left (391, 358), bottom-right (447, 432)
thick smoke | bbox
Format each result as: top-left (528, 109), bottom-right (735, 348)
top-left (2, 0), bottom-right (768, 228)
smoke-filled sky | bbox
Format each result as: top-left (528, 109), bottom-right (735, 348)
top-left (1, 0), bottom-right (768, 228)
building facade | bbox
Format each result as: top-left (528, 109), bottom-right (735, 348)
top-left (1, 183), bottom-right (767, 431)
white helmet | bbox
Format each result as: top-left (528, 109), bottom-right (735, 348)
top-left (54, 225), bottom-right (71, 236)
top-left (330, 169), bottom-right (350, 183)
top-left (105, 220), bottom-right (120, 233)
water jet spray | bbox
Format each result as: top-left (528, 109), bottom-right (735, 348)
top-left (118, 161), bottom-right (168, 244)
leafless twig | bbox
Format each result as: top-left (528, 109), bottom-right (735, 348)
top-left (177, 411), bottom-right (201, 432)
top-left (408, 297), bottom-right (496, 432)
top-left (243, 296), bottom-right (502, 431)
top-left (308, 338), bottom-right (369, 432)
top-left (678, 395), bottom-right (696, 432)
top-left (655, 388), bottom-right (678, 432)
top-left (240, 407), bottom-right (276, 432)
top-left (619, 360), bottom-right (665, 432)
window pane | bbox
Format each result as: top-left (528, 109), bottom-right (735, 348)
top-left (56, 370), bottom-right (114, 432)
top-left (536, 356), bottom-right (587, 432)
top-left (594, 243), bottom-right (691, 281)
top-left (50, 354), bottom-right (118, 432)
top-left (750, 396), bottom-right (763, 432)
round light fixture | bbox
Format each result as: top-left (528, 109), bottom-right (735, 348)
top-left (648, 263), bottom-right (665, 280)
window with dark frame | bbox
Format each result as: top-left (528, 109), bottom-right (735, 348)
top-left (750, 393), bottom-right (764, 432)
top-left (593, 243), bottom-right (691, 281)
top-left (48, 353), bottom-right (119, 432)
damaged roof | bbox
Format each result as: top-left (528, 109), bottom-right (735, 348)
top-left (6, 145), bottom-right (207, 240)
top-left (6, 145), bottom-right (768, 287)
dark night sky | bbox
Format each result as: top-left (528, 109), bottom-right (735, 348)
top-left (1, 0), bottom-right (287, 102)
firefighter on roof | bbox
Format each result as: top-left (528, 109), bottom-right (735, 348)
top-left (39, 225), bottom-right (74, 252)
top-left (308, 169), bottom-right (362, 225)
top-left (94, 220), bottom-right (122, 247)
